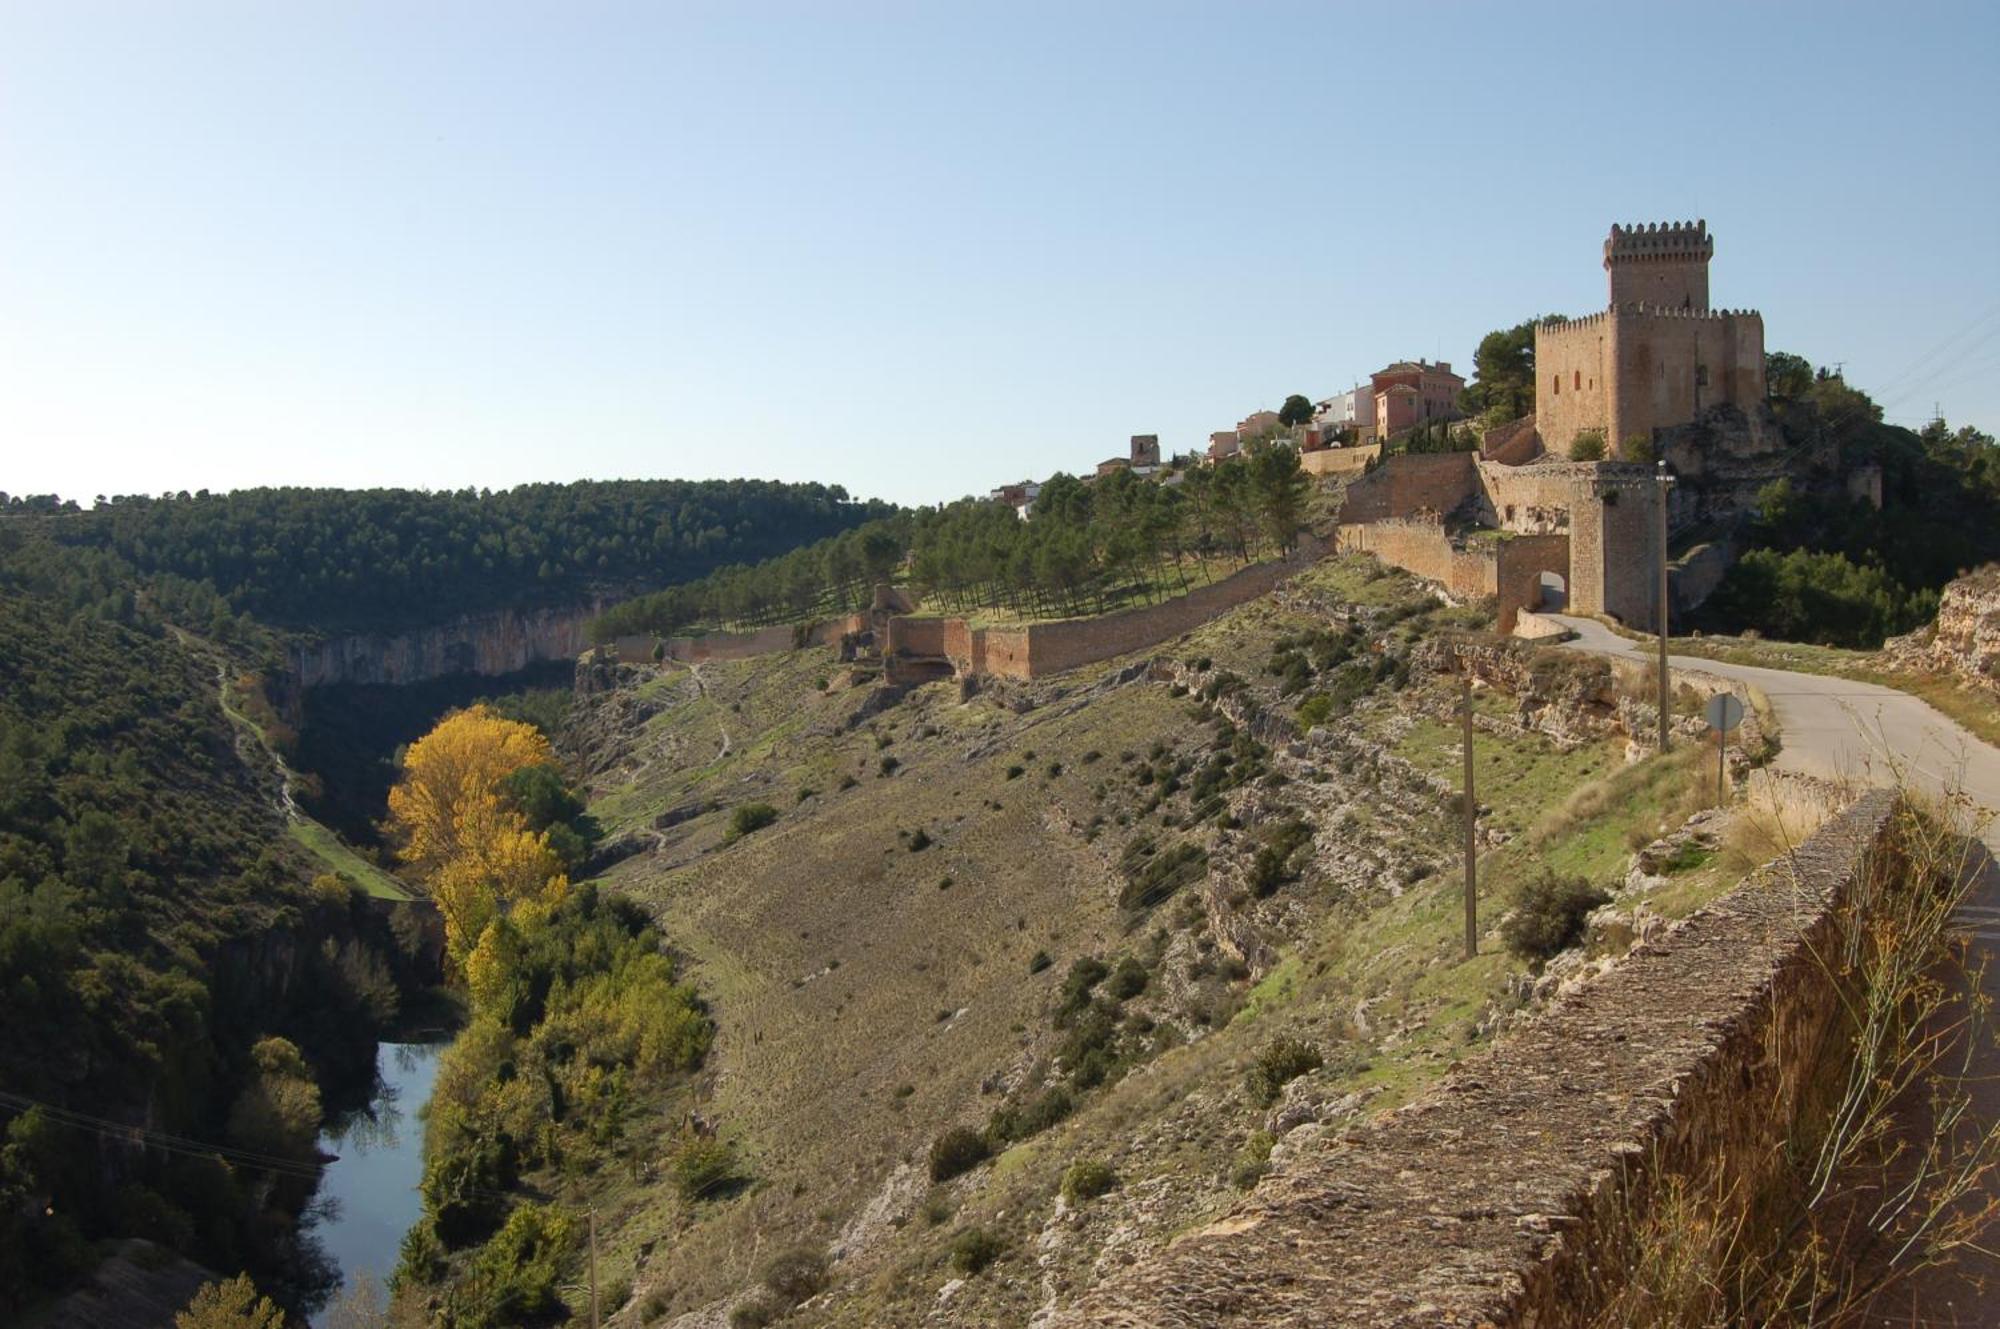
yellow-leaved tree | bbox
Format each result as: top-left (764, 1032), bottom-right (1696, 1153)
top-left (386, 705), bottom-right (553, 881)
top-left (387, 705), bottom-right (567, 974)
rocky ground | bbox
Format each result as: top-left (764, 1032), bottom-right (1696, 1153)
top-left (552, 556), bottom-right (1758, 1328)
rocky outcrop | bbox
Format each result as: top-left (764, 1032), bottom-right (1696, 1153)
top-left (1884, 566), bottom-right (2000, 693)
top-left (290, 601), bottom-right (603, 688)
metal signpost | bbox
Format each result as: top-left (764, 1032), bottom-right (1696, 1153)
top-left (1703, 692), bottom-right (1745, 805)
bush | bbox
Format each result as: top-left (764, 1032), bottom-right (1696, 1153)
top-left (1105, 956), bottom-right (1149, 1000)
top-left (1501, 869), bottom-right (1611, 964)
top-left (1056, 956), bottom-right (1110, 1020)
top-left (759, 1245), bottom-right (828, 1305)
top-left (1246, 818), bottom-right (1314, 898)
top-left (1117, 838), bottom-right (1210, 910)
top-left (672, 1135), bottom-right (745, 1203)
top-left (928, 1126), bottom-right (991, 1182)
top-left (907, 828), bottom-right (932, 852)
top-left (1028, 949), bottom-right (1053, 974)
top-left (1245, 1037), bottom-right (1322, 1106)
top-left (879, 755), bottom-right (900, 777)
top-left (1568, 429), bottom-right (1607, 461)
top-left (1060, 1159), bottom-right (1118, 1203)
top-left (725, 803), bottom-right (779, 843)
top-left (1005, 764), bottom-right (1025, 780)
top-left (947, 1226), bottom-right (1005, 1275)
top-left (1232, 1130), bottom-right (1276, 1189)
top-left (729, 1292), bottom-right (782, 1329)
top-left (1295, 693), bottom-right (1334, 731)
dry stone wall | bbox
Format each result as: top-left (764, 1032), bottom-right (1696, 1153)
top-left (1054, 792), bottom-right (1900, 1328)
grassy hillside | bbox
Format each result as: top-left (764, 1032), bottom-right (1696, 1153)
top-left (554, 556), bottom-right (1736, 1326)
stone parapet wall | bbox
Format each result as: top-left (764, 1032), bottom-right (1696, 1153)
top-left (1336, 521), bottom-right (1567, 634)
top-left (1053, 792), bottom-right (1900, 1327)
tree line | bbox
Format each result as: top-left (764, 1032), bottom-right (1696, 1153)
top-left (592, 444), bottom-right (1314, 640)
top-left (4, 479), bottom-right (892, 634)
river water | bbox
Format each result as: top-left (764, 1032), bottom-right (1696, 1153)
top-left (308, 1040), bottom-right (445, 1324)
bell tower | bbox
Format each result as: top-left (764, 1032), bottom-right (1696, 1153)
top-left (1604, 220), bottom-right (1711, 310)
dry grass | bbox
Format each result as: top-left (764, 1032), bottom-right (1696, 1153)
top-left (1591, 787), bottom-right (2000, 1327)
top-left (1718, 771), bottom-right (1849, 876)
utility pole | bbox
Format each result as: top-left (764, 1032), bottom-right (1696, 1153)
top-left (1461, 678), bottom-right (1477, 960)
top-left (589, 1209), bottom-right (600, 1329)
top-left (1656, 461), bottom-right (1675, 753)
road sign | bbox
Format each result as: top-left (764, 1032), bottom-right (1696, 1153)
top-left (1704, 693), bottom-right (1745, 733)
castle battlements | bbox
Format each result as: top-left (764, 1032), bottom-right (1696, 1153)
top-left (1543, 304), bottom-right (1761, 332)
top-left (1604, 220), bottom-right (1712, 265)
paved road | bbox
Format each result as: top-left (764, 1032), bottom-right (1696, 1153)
top-left (1552, 614), bottom-right (2000, 1324)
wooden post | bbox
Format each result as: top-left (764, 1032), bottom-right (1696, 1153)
top-left (589, 1209), bottom-right (600, 1329)
top-left (1717, 725), bottom-right (1726, 807)
top-left (1656, 462), bottom-right (1674, 753)
top-left (1462, 678), bottom-right (1477, 959)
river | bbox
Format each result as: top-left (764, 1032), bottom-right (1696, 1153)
top-left (307, 1040), bottom-right (445, 1324)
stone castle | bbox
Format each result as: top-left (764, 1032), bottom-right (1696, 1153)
top-left (1535, 221), bottom-right (1766, 459)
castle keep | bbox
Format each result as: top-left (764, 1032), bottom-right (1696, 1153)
top-left (1535, 221), bottom-right (1765, 458)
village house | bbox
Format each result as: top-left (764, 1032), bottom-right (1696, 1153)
top-left (1370, 359), bottom-right (1464, 437)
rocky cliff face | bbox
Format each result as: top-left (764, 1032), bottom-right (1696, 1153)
top-left (1885, 566), bottom-right (2000, 692)
top-left (290, 601), bottom-right (603, 688)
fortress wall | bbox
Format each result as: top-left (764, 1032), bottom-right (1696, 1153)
top-left (1013, 538), bottom-right (1324, 677)
top-left (978, 627), bottom-right (1034, 679)
top-left (1475, 460), bottom-right (1585, 534)
top-left (1336, 518), bottom-right (1491, 600)
top-left (1054, 793), bottom-right (1902, 1328)
top-left (1300, 443), bottom-right (1381, 478)
top-left (1337, 452), bottom-right (1479, 522)
top-left (1492, 535), bottom-right (1572, 632)
top-left (1611, 309), bottom-right (1766, 452)
top-left (886, 616), bottom-right (948, 660)
top-left (1535, 313), bottom-right (1613, 455)
top-left (1480, 415), bottom-right (1542, 464)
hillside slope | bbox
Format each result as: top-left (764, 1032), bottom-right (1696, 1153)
top-left (561, 556), bottom-right (1730, 1326)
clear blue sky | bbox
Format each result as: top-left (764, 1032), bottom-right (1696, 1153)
top-left (4, 1), bottom-right (1996, 508)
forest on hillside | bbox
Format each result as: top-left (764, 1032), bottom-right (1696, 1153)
top-left (1696, 363), bottom-right (2000, 647)
top-left (0, 589), bottom-right (423, 1317)
top-left (591, 445), bottom-right (1315, 640)
top-left (0, 479), bottom-right (895, 635)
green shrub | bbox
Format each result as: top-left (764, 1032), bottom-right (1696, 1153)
top-left (729, 1292), bottom-right (782, 1329)
top-left (1232, 1130), bottom-right (1276, 1189)
top-left (928, 1126), bottom-right (991, 1182)
top-left (907, 828), bottom-right (932, 852)
top-left (1568, 429), bottom-right (1607, 461)
top-left (1005, 764), bottom-right (1025, 780)
top-left (1060, 1159), bottom-right (1118, 1203)
top-left (1245, 1037), bottom-right (1322, 1106)
top-left (987, 1085), bottom-right (1075, 1145)
top-left (947, 1226), bottom-right (1005, 1275)
top-left (879, 755), bottom-right (900, 777)
top-left (1105, 956), bottom-right (1149, 1000)
top-left (1117, 838), bottom-right (1209, 910)
top-left (1246, 818), bottom-right (1314, 898)
top-left (759, 1245), bottom-right (828, 1304)
top-left (1028, 950), bottom-right (1053, 974)
top-left (1056, 956), bottom-right (1110, 1020)
top-left (672, 1135), bottom-right (745, 1203)
top-left (1501, 869), bottom-right (1611, 964)
top-left (725, 803), bottom-right (779, 843)
top-left (1295, 693), bottom-right (1334, 731)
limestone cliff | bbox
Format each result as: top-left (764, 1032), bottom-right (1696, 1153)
top-left (1884, 566), bottom-right (2000, 692)
top-left (289, 600), bottom-right (604, 688)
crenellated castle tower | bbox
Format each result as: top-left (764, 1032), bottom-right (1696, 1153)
top-left (1605, 219), bottom-right (1712, 310)
top-left (1536, 220), bottom-right (1765, 459)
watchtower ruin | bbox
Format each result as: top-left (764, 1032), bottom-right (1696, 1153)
top-left (1536, 221), bottom-right (1765, 460)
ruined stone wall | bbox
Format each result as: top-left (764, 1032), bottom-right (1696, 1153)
top-left (1335, 452), bottom-right (1479, 522)
top-left (1338, 520), bottom-right (1567, 632)
top-left (1053, 793), bottom-right (1900, 1328)
top-left (1493, 535), bottom-right (1572, 631)
top-left (1480, 415), bottom-right (1543, 464)
top-left (1475, 458), bottom-right (1587, 534)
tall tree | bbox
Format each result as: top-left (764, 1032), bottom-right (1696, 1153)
top-left (1278, 394), bottom-right (1314, 427)
top-left (1462, 319), bottom-right (1543, 421)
